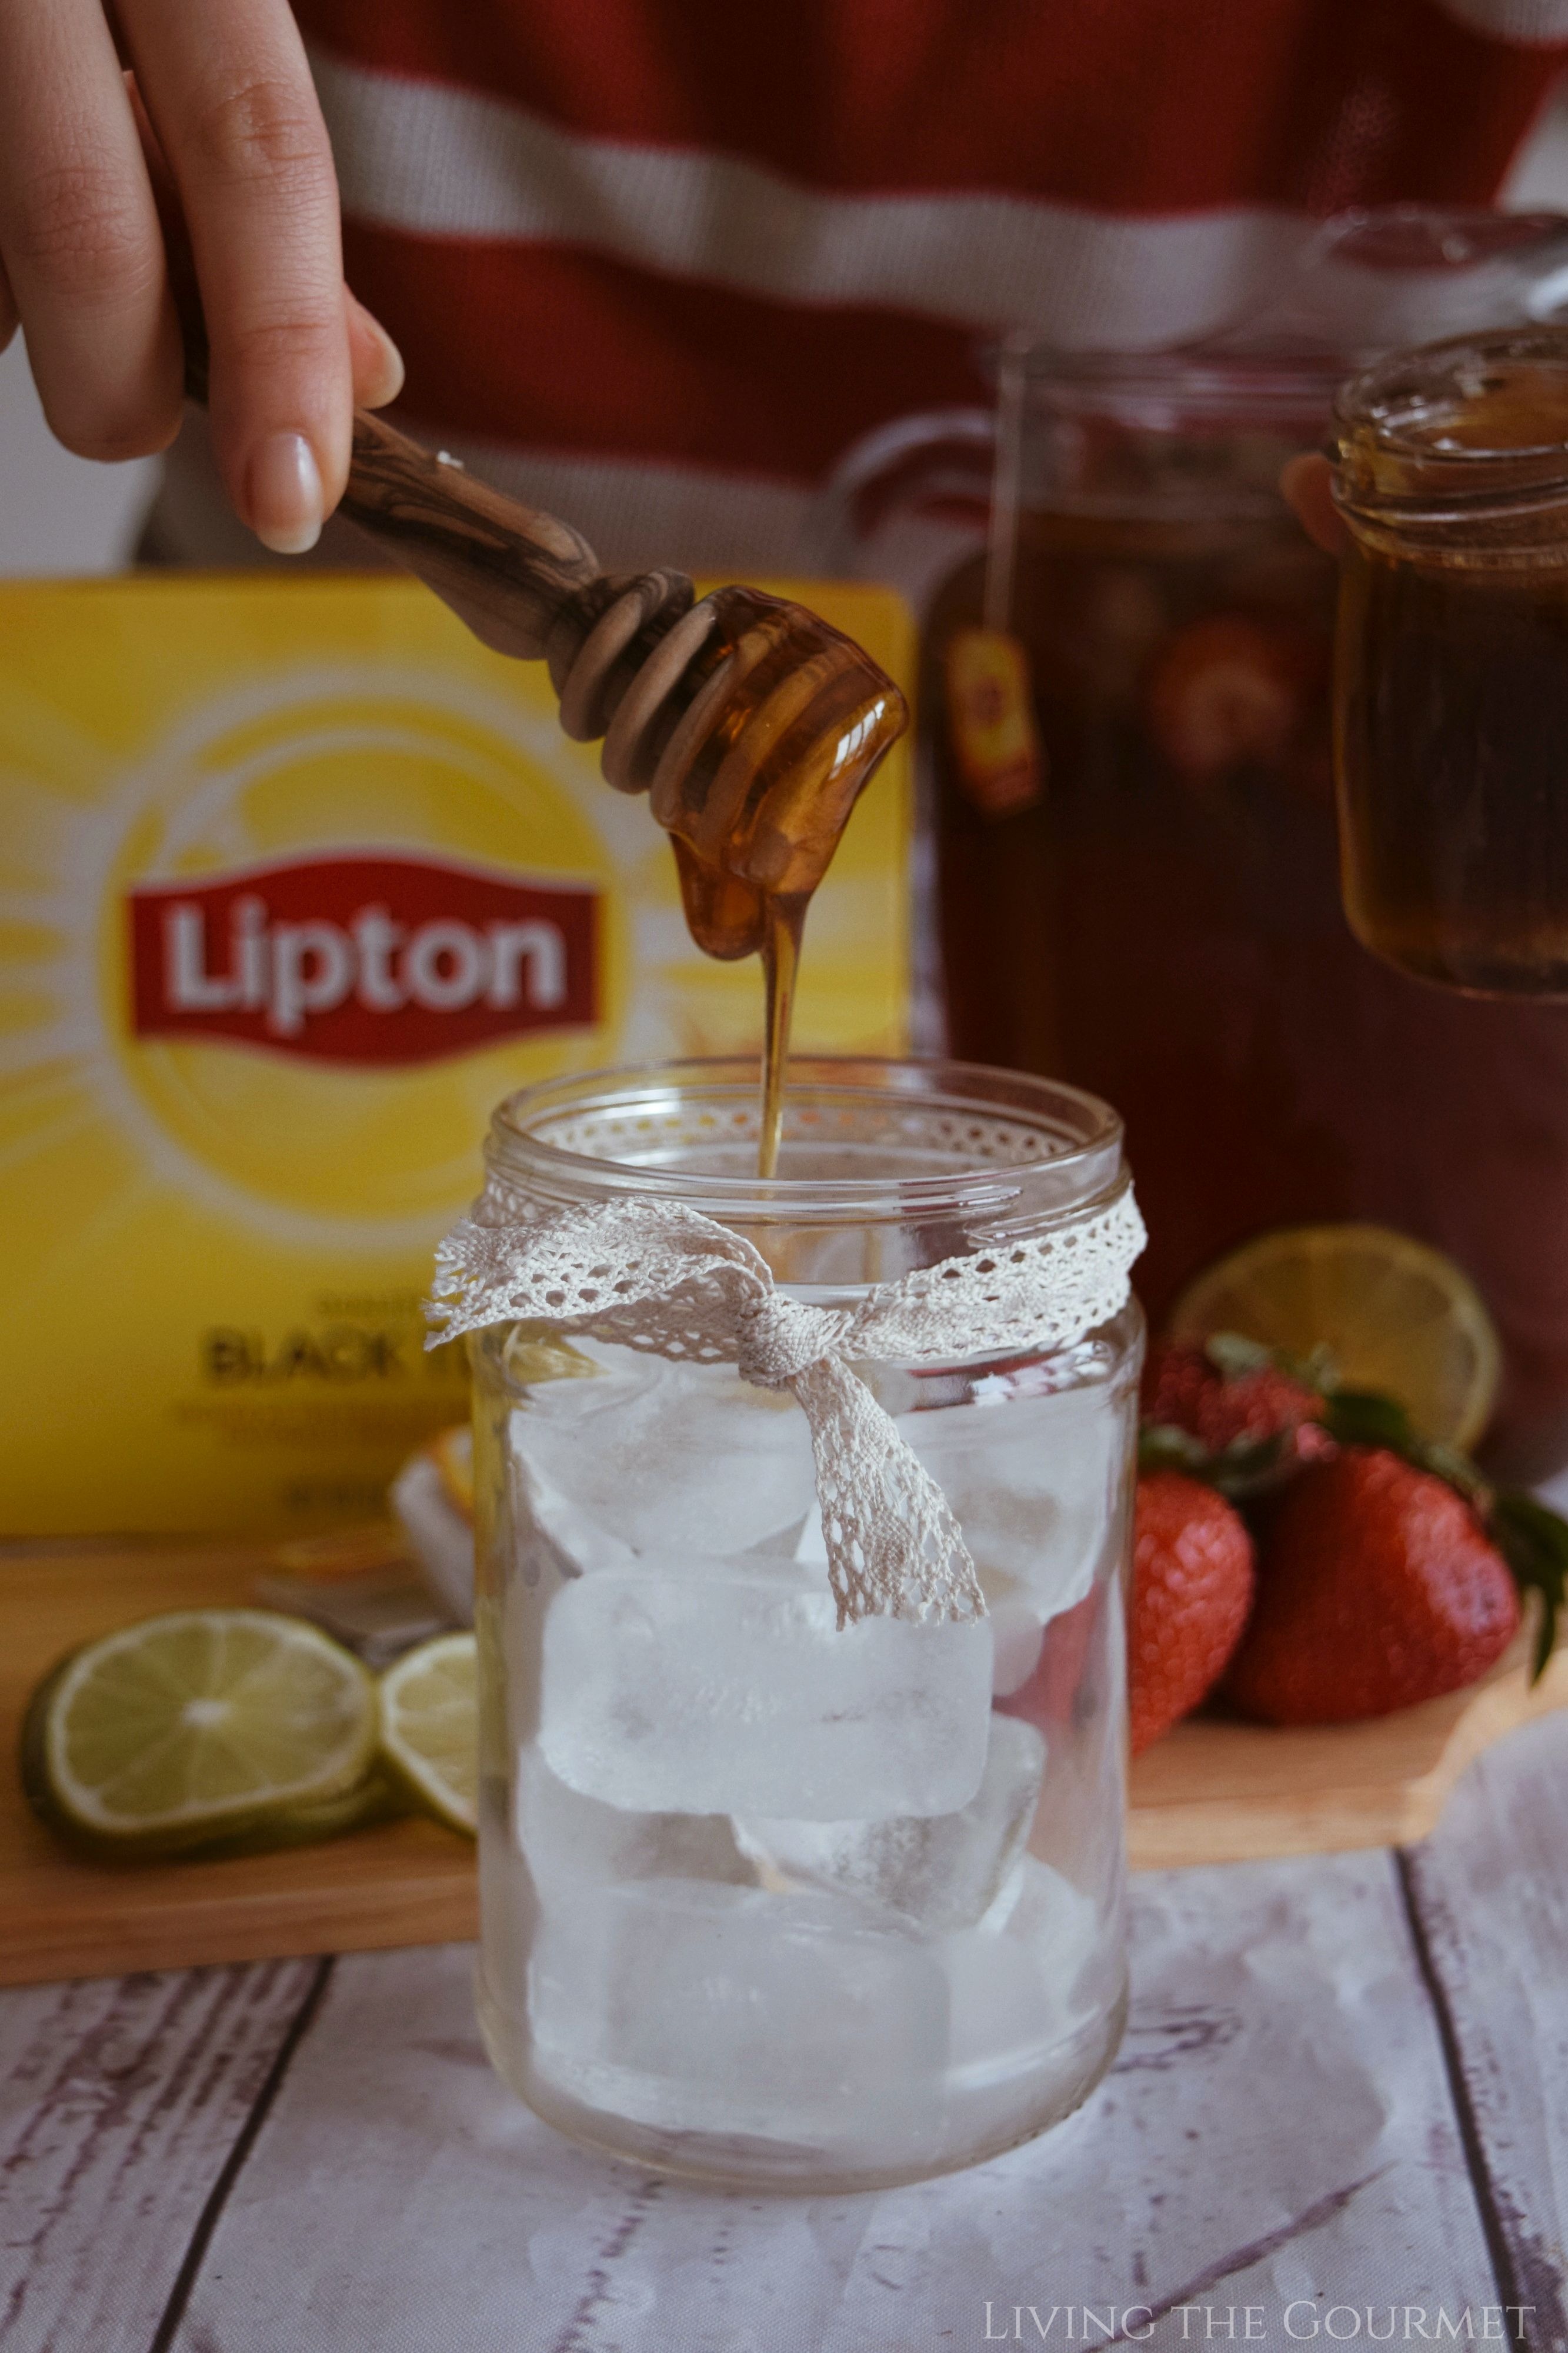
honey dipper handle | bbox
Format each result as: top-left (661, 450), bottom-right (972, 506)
top-left (177, 296), bottom-right (602, 661)
top-left (339, 407), bottom-right (602, 661)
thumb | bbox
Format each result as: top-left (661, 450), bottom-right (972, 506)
top-left (1281, 452), bottom-right (1349, 556)
top-left (348, 288), bottom-right (403, 412)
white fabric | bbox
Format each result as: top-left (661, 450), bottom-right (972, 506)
top-left (1437, 0), bottom-right (1568, 39)
top-left (427, 1188), bottom-right (1146, 1629)
top-left (308, 44), bottom-right (1317, 353)
top-left (145, 413), bottom-right (818, 581)
top-left (429, 436), bottom-right (819, 578)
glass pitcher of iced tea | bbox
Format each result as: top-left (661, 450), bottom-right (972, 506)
top-left (829, 209), bottom-right (1568, 1474)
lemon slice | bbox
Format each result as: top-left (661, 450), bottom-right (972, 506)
top-left (27, 1609), bottom-right (379, 1858)
top-left (1169, 1223), bottom-right (1502, 1451)
top-left (378, 1632), bottom-right (478, 1835)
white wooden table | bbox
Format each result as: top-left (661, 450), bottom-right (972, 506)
top-left (2, 1712), bottom-right (1563, 2353)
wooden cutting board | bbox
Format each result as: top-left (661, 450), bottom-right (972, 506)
top-left (0, 1541), bottom-right (477, 1991)
top-left (3, 1537), bottom-right (1564, 1988)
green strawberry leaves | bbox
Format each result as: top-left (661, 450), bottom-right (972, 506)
top-left (1320, 1388), bottom-right (1485, 1499)
top-left (1489, 1494), bottom-right (1568, 1681)
top-left (1202, 1331), bottom-right (1339, 1393)
top-left (1137, 1420), bottom-right (1293, 1497)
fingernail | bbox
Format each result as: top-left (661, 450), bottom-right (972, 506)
top-left (247, 431), bottom-right (323, 555)
top-left (364, 320), bottom-right (405, 408)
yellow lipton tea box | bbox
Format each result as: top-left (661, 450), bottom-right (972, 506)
top-left (0, 572), bottom-right (911, 1535)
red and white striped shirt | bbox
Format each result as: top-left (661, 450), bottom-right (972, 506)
top-left (166, 1), bottom-right (1568, 575)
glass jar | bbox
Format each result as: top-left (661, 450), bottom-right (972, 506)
top-left (465, 1055), bottom-right (1142, 2191)
top-left (1333, 326), bottom-right (1568, 995)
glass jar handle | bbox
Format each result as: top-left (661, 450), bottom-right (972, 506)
top-left (812, 407), bottom-right (996, 606)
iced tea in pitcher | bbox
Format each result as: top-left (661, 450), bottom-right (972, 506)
top-left (923, 339), bottom-right (1568, 1472)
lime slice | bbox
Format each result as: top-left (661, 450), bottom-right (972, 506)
top-left (27, 1609), bottom-right (379, 1858)
top-left (378, 1632), bottom-right (478, 1835)
top-left (206, 1767), bottom-right (405, 1857)
top-left (1169, 1223), bottom-right (1502, 1451)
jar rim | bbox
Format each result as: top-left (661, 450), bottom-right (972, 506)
top-left (1333, 327), bottom-right (1568, 541)
top-left (1336, 325), bottom-right (1568, 455)
top-left (976, 341), bottom-right (1342, 449)
top-left (1002, 343), bottom-right (1342, 415)
top-left (483, 1055), bottom-right (1126, 1228)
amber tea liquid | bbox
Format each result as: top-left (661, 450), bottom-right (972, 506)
top-left (929, 496), bottom-right (1568, 1473)
top-left (1334, 346), bottom-right (1568, 998)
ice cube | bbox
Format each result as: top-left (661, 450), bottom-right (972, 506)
top-left (735, 1713), bottom-right (1046, 1933)
top-left (516, 1742), bottom-right (752, 1898)
top-left (519, 1455), bottom-right (810, 1586)
top-left (529, 1876), bottom-right (948, 2153)
top-left (515, 1452), bottom-right (636, 1579)
top-left (793, 1508), bottom-right (1041, 1704)
top-left (793, 1502), bottom-right (829, 1567)
top-left (538, 1570), bottom-right (993, 1817)
top-left (511, 1342), bottom-right (815, 1562)
top-left (941, 1856), bottom-right (1107, 2087)
top-left (901, 1383), bottom-right (1129, 1621)
top-left (984, 1571), bottom-right (1046, 1697)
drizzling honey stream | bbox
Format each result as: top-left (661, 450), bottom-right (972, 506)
top-left (327, 411), bottom-right (909, 1178)
top-left (540, 579), bottom-right (907, 1179)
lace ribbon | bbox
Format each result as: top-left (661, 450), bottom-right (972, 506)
top-left (428, 1188), bottom-right (1145, 1628)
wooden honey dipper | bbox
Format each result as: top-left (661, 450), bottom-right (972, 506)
top-left (177, 291), bottom-right (905, 966)
top-left (333, 411), bottom-right (908, 963)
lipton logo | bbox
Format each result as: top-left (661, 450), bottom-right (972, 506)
top-left (128, 852), bottom-right (599, 1065)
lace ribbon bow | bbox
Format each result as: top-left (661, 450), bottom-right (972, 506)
top-left (428, 1190), bottom-right (1145, 1628)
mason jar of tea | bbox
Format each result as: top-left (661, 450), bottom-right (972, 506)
top-left (1333, 326), bottom-right (1568, 996)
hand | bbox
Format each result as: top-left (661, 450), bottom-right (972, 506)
top-left (0, 0), bottom-right (402, 552)
top-left (1280, 452), bottom-right (1349, 556)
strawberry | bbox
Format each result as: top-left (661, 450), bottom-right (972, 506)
top-left (1145, 615), bottom-right (1323, 784)
top-left (1143, 1338), bottom-right (1329, 1454)
top-left (1129, 1472), bottom-right (1255, 1755)
top-left (1140, 1338), bottom-right (1334, 1496)
top-left (1226, 1447), bottom-right (1521, 1726)
top-left (997, 1582), bottom-right (1103, 1742)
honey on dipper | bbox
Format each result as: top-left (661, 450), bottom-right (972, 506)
top-left (335, 418), bottom-right (908, 1174)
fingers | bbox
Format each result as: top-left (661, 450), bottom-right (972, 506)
top-left (125, 72), bottom-right (402, 418)
top-left (118, 0), bottom-right (350, 551)
top-left (0, 0), bottom-right (182, 458)
top-left (1281, 452), bottom-right (1350, 557)
top-left (348, 288), bottom-right (403, 411)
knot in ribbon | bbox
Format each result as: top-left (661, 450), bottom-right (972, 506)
top-left (428, 1188), bottom-right (1145, 1630)
top-left (736, 1292), bottom-right (850, 1390)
